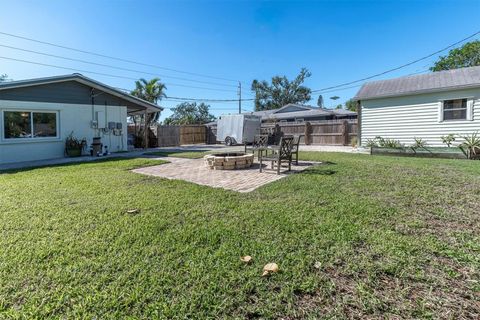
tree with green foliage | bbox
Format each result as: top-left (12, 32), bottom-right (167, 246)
top-left (251, 68), bottom-right (312, 111)
top-left (0, 74), bottom-right (8, 82)
top-left (430, 41), bottom-right (480, 71)
top-left (317, 95), bottom-right (324, 108)
top-left (130, 78), bottom-right (166, 124)
top-left (163, 102), bottom-right (216, 125)
top-left (130, 78), bottom-right (166, 147)
top-left (345, 99), bottom-right (357, 112)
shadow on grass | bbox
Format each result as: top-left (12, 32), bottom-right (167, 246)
top-left (300, 169), bottom-right (337, 175)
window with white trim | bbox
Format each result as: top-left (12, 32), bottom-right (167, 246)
top-left (3, 111), bottom-right (58, 139)
top-left (442, 99), bottom-right (467, 121)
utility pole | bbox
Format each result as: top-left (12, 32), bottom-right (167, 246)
top-left (238, 81), bottom-right (242, 114)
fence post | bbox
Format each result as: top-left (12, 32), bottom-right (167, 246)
top-left (304, 121), bottom-right (312, 145)
top-left (342, 120), bottom-right (349, 146)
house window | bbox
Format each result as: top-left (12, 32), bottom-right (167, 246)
top-left (3, 111), bottom-right (58, 139)
top-left (443, 99), bottom-right (467, 121)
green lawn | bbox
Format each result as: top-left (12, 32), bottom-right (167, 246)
top-left (1, 153), bottom-right (479, 319)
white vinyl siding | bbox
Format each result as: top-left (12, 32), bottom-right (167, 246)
top-left (360, 88), bottom-right (480, 147)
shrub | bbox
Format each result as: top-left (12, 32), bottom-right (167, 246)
top-left (365, 136), bottom-right (403, 148)
top-left (458, 131), bottom-right (480, 160)
top-left (350, 136), bottom-right (358, 148)
top-left (441, 134), bottom-right (456, 147)
top-left (410, 137), bottom-right (430, 154)
top-left (365, 138), bottom-right (378, 148)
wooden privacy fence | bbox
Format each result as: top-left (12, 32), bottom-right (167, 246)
top-left (262, 120), bottom-right (357, 146)
top-left (154, 120), bottom-right (357, 147)
top-left (155, 125), bottom-right (207, 147)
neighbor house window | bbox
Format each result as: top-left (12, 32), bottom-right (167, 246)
top-left (443, 99), bottom-right (467, 121)
top-left (3, 111), bottom-right (58, 139)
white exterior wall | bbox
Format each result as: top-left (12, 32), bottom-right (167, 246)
top-left (360, 88), bottom-right (480, 147)
top-left (0, 100), bottom-right (128, 164)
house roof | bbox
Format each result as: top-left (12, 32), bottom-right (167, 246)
top-left (355, 65), bottom-right (480, 100)
top-left (0, 73), bottom-right (163, 114)
top-left (246, 103), bottom-right (356, 120)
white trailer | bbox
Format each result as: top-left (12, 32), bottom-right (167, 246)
top-left (216, 114), bottom-right (262, 146)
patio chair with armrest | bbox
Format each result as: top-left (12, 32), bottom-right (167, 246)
top-left (290, 135), bottom-right (302, 165)
top-left (245, 134), bottom-right (269, 158)
top-left (259, 136), bottom-right (294, 174)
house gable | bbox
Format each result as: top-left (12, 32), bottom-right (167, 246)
top-left (273, 104), bottom-right (313, 114)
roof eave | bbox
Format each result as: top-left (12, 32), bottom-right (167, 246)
top-left (355, 83), bottom-right (480, 101)
top-left (0, 74), bottom-right (163, 112)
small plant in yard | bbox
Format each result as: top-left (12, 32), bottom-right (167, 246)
top-left (350, 136), bottom-right (358, 148)
top-left (441, 133), bottom-right (456, 147)
top-left (410, 137), bottom-right (430, 154)
top-left (368, 136), bottom-right (403, 148)
top-left (65, 131), bottom-right (86, 157)
top-left (365, 138), bottom-right (378, 148)
top-left (458, 131), bottom-right (480, 159)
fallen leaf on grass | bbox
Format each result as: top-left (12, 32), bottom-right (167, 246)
top-left (262, 263), bottom-right (279, 276)
top-left (240, 255), bottom-right (252, 263)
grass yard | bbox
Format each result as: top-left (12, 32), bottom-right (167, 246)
top-left (0, 153), bottom-right (479, 319)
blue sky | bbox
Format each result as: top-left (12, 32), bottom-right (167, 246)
top-left (0, 0), bottom-right (479, 121)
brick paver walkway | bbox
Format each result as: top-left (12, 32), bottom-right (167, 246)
top-left (132, 157), bottom-right (319, 192)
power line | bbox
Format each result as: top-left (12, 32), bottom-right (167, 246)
top-left (0, 44), bottom-right (237, 88)
top-left (312, 30), bottom-right (480, 92)
top-left (165, 96), bottom-right (254, 102)
top-left (0, 31), bottom-right (240, 83)
top-left (0, 56), bottom-right (238, 93)
top-left (113, 87), bottom-right (253, 103)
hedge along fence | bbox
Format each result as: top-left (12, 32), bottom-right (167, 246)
top-left (261, 120), bottom-right (358, 146)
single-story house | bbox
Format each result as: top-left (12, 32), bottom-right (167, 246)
top-left (0, 74), bottom-right (162, 164)
top-left (355, 66), bottom-right (480, 147)
top-left (242, 103), bottom-right (357, 123)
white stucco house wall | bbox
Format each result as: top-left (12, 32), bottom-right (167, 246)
top-left (0, 74), bottom-right (162, 164)
top-left (355, 66), bottom-right (480, 147)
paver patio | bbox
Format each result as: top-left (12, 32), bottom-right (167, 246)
top-left (132, 157), bottom-right (319, 192)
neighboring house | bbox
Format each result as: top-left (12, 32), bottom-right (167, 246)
top-left (355, 66), bottom-right (480, 147)
top-left (0, 74), bottom-right (162, 164)
top-left (246, 103), bottom-right (357, 123)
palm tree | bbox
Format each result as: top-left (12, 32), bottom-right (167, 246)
top-left (130, 78), bottom-right (166, 147)
top-left (131, 78), bottom-right (166, 124)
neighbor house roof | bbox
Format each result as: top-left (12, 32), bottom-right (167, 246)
top-left (355, 65), bottom-right (480, 100)
top-left (246, 103), bottom-right (355, 121)
top-left (0, 73), bottom-right (163, 113)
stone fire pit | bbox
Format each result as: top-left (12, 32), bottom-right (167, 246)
top-left (204, 152), bottom-right (254, 170)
